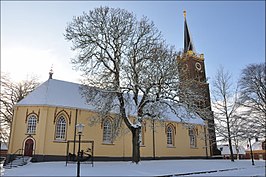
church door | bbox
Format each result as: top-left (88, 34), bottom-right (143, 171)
top-left (24, 139), bottom-right (34, 156)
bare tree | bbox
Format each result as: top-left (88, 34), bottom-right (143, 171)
top-left (0, 73), bottom-right (39, 141)
top-left (65, 7), bottom-right (188, 163)
top-left (238, 63), bottom-right (266, 139)
top-left (212, 67), bottom-right (240, 162)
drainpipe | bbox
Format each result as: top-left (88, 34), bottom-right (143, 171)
top-left (73, 109), bottom-right (78, 155)
top-left (204, 124), bottom-right (209, 159)
top-left (152, 119), bottom-right (155, 159)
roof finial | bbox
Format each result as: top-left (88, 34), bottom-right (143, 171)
top-left (49, 65), bottom-right (54, 79)
top-left (183, 10), bottom-right (186, 18)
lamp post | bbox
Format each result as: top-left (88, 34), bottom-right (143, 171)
top-left (248, 137), bottom-right (255, 166)
top-left (76, 123), bottom-right (84, 177)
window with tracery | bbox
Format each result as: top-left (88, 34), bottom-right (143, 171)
top-left (55, 115), bottom-right (66, 140)
top-left (103, 119), bottom-right (112, 144)
top-left (189, 128), bottom-right (197, 148)
top-left (27, 115), bottom-right (37, 134)
top-left (167, 126), bottom-right (174, 146)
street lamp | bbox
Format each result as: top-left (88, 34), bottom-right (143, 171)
top-left (76, 123), bottom-right (84, 177)
top-left (248, 136), bottom-right (255, 166)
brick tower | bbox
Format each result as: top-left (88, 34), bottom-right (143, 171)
top-left (177, 11), bottom-right (220, 156)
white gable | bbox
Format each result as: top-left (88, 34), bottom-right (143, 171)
top-left (218, 145), bottom-right (246, 155)
top-left (17, 79), bottom-right (204, 125)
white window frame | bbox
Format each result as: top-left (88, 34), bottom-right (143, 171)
top-left (189, 128), bottom-right (197, 148)
top-left (103, 119), bottom-right (112, 144)
top-left (27, 115), bottom-right (37, 134)
top-left (55, 115), bottom-right (66, 140)
top-left (167, 126), bottom-right (174, 146)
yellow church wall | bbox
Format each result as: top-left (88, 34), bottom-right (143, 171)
top-left (8, 105), bottom-right (210, 160)
top-left (7, 107), bottom-right (20, 154)
top-left (74, 110), bottom-right (133, 158)
top-left (141, 120), bottom-right (209, 158)
top-left (41, 107), bottom-right (68, 156)
top-left (8, 106), bottom-right (45, 154)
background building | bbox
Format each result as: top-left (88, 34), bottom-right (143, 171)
top-left (218, 145), bottom-right (246, 159)
top-left (246, 139), bottom-right (266, 160)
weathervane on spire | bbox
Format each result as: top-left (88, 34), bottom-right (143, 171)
top-left (183, 10), bottom-right (186, 18)
top-left (49, 65), bottom-right (54, 79)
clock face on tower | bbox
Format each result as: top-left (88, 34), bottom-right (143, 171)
top-left (183, 64), bottom-right (188, 71)
top-left (195, 62), bottom-right (202, 71)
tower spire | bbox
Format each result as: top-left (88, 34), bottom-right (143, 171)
top-left (183, 10), bottom-right (195, 53)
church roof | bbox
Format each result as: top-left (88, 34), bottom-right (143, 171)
top-left (16, 79), bottom-right (204, 125)
top-left (17, 79), bottom-right (90, 110)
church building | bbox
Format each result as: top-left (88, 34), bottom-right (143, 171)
top-left (7, 11), bottom-right (216, 162)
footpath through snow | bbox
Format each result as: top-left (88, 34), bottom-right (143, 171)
top-left (3, 159), bottom-right (266, 176)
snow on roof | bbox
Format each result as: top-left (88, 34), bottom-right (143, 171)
top-left (17, 79), bottom-right (204, 125)
top-left (17, 79), bottom-right (92, 110)
top-left (0, 142), bottom-right (8, 150)
top-left (251, 142), bottom-right (262, 150)
top-left (217, 145), bottom-right (246, 155)
top-left (247, 141), bottom-right (264, 151)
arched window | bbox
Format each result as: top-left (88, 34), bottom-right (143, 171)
top-left (189, 128), bottom-right (197, 148)
top-left (167, 126), bottom-right (174, 146)
top-left (27, 115), bottom-right (37, 134)
top-left (103, 119), bottom-right (112, 144)
top-left (55, 115), bottom-right (66, 140)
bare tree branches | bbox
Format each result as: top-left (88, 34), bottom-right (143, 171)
top-left (0, 73), bottom-right (39, 141)
top-left (238, 63), bottom-right (265, 139)
top-left (212, 67), bottom-right (238, 162)
top-left (212, 63), bottom-right (265, 161)
top-left (65, 6), bottom-right (186, 163)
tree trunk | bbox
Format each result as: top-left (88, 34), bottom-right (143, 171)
top-left (131, 127), bottom-right (141, 163)
top-left (116, 92), bottom-right (141, 164)
top-left (226, 116), bottom-right (234, 162)
top-left (228, 136), bottom-right (234, 162)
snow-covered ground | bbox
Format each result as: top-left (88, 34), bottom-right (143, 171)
top-left (3, 159), bottom-right (265, 176)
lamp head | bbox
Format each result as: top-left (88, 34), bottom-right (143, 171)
top-left (76, 123), bottom-right (85, 134)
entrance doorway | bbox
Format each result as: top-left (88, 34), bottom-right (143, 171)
top-left (24, 139), bottom-right (34, 156)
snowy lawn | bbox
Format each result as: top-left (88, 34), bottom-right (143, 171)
top-left (3, 159), bottom-right (265, 176)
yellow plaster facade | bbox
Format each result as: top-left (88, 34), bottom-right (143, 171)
top-left (9, 102), bottom-right (210, 161)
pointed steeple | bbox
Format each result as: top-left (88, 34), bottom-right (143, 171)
top-left (183, 10), bottom-right (195, 53)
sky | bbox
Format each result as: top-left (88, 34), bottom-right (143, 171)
top-left (1, 1), bottom-right (265, 85)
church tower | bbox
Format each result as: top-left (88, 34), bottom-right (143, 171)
top-left (177, 11), bottom-right (220, 156)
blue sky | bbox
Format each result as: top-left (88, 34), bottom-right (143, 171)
top-left (1, 1), bottom-right (265, 84)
